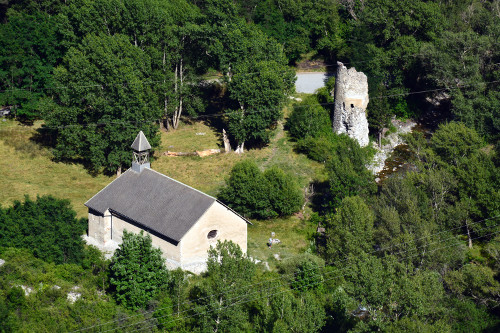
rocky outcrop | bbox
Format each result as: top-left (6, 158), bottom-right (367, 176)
top-left (367, 118), bottom-right (416, 176)
top-left (332, 62), bottom-right (369, 147)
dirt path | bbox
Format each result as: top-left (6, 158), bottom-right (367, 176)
top-left (261, 120), bottom-right (285, 169)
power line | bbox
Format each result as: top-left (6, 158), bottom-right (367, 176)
top-left (72, 215), bottom-right (500, 332)
top-left (118, 228), bottom-right (500, 333)
top-left (2, 46), bottom-right (496, 94)
top-left (1, 79), bottom-right (498, 133)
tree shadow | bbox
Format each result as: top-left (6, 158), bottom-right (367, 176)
top-left (308, 180), bottom-right (332, 215)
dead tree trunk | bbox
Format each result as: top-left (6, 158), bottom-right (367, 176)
top-left (173, 62), bottom-right (178, 129)
top-left (234, 104), bottom-right (245, 154)
top-left (161, 48), bottom-right (170, 131)
top-left (465, 197), bottom-right (473, 248)
top-left (235, 141), bottom-right (245, 154)
top-left (465, 217), bottom-right (473, 249)
top-left (223, 129), bottom-right (231, 153)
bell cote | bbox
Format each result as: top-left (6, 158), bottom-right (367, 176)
top-left (131, 131), bottom-right (151, 173)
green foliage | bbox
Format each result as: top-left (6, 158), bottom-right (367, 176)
top-left (444, 263), bottom-right (500, 307)
top-left (0, 10), bottom-right (68, 121)
top-left (191, 240), bottom-right (255, 332)
top-left (44, 32), bottom-right (161, 174)
top-left (271, 291), bottom-right (326, 333)
top-left (153, 294), bottom-right (175, 331)
top-left (286, 95), bottom-right (332, 140)
top-left (6, 287), bottom-right (25, 311)
top-left (315, 76), bottom-right (335, 104)
top-left (324, 196), bottom-right (375, 262)
top-left (341, 254), bottom-right (447, 324)
top-left (218, 160), bottom-right (271, 218)
top-left (252, 0), bottom-right (345, 63)
top-left (109, 230), bottom-right (169, 310)
top-left (0, 195), bottom-right (86, 265)
top-left (0, 246), bottom-right (154, 331)
top-left (0, 295), bottom-right (18, 333)
top-left (278, 253), bottom-right (325, 292)
top-left (430, 122), bottom-right (483, 165)
top-left (218, 160), bottom-right (303, 219)
top-left (446, 297), bottom-right (499, 333)
top-left (325, 136), bottom-right (376, 209)
top-left (226, 56), bottom-right (295, 148)
top-left (418, 0), bottom-right (500, 140)
top-left (264, 167), bottom-right (304, 217)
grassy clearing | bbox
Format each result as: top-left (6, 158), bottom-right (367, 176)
top-left (247, 213), bottom-right (317, 269)
top-left (0, 120), bottom-right (112, 217)
top-left (0, 100), bottom-right (326, 261)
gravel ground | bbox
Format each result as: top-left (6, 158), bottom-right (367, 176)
top-left (295, 72), bottom-right (333, 94)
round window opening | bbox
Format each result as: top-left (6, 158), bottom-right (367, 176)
top-left (207, 230), bottom-right (218, 239)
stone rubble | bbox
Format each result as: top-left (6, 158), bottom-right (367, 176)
top-left (367, 118), bottom-right (416, 175)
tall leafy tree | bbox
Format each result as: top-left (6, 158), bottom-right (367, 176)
top-left (109, 230), bottom-right (170, 310)
top-left (226, 58), bottom-right (295, 152)
top-left (324, 196), bottom-right (375, 262)
top-left (190, 240), bottom-right (255, 332)
top-left (43, 33), bottom-right (161, 174)
top-left (418, 0), bottom-right (500, 140)
top-left (0, 10), bottom-right (69, 120)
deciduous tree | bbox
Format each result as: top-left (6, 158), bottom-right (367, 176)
top-left (43, 33), bottom-right (161, 174)
top-left (109, 230), bottom-right (170, 310)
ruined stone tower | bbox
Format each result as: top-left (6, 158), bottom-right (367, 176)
top-left (332, 62), bottom-right (369, 147)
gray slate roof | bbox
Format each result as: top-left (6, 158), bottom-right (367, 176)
top-left (131, 131), bottom-right (151, 151)
top-left (85, 168), bottom-right (218, 243)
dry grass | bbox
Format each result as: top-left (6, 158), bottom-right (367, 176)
top-left (0, 120), bottom-right (112, 217)
top-left (0, 105), bottom-right (325, 260)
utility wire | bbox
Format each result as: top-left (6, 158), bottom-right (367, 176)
top-left (117, 228), bottom-right (500, 333)
top-left (1, 79), bottom-right (498, 133)
top-left (2, 47), bottom-right (496, 94)
top-left (72, 215), bottom-right (500, 332)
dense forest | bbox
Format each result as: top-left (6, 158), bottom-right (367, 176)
top-left (0, 0), bottom-right (499, 332)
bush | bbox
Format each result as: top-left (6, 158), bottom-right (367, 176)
top-left (278, 253), bottom-right (325, 292)
top-left (286, 95), bottom-right (332, 140)
top-left (218, 161), bottom-right (303, 219)
top-left (0, 195), bottom-right (87, 265)
top-left (264, 167), bottom-right (303, 217)
top-left (218, 160), bottom-right (272, 218)
top-left (109, 231), bottom-right (170, 310)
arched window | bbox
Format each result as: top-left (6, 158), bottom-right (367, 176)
top-left (207, 230), bottom-right (218, 239)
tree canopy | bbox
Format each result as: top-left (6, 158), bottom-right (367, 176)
top-left (0, 195), bottom-right (86, 265)
top-left (109, 230), bottom-right (170, 310)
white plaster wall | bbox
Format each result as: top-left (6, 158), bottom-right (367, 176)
top-left (180, 202), bottom-right (248, 269)
top-left (86, 202), bottom-right (247, 273)
top-left (109, 214), bottom-right (182, 269)
top-left (88, 211), bottom-right (111, 244)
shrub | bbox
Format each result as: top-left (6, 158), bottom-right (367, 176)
top-left (287, 95), bottom-right (332, 140)
top-left (278, 253), bottom-right (325, 292)
top-left (264, 167), bottom-right (303, 216)
top-left (0, 195), bottom-right (87, 265)
top-left (218, 161), bottom-right (303, 219)
top-left (218, 160), bottom-right (271, 218)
